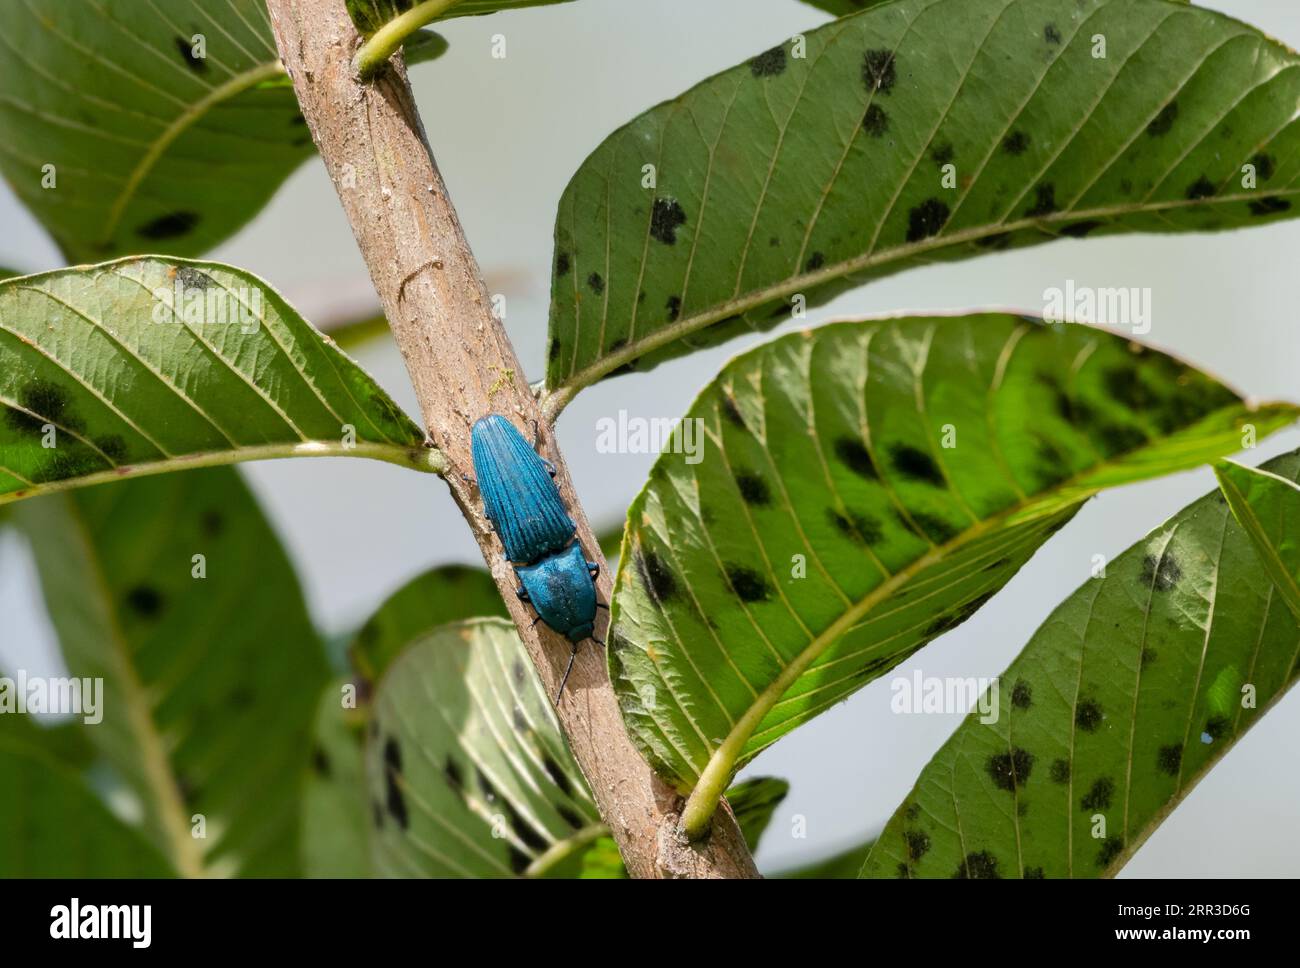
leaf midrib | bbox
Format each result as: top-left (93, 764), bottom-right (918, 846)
top-left (543, 187), bottom-right (1300, 418)
top-left (61, 495), bottom-right (205, 878)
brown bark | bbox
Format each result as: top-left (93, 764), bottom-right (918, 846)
top-left (265, 0), bottom-right (759, 878)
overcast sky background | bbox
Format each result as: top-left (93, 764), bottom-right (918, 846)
top-left (2, 0), bottom-right (1299, 875)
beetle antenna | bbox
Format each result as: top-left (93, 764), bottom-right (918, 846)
top-left (554, 644), bottom-right (579, 705)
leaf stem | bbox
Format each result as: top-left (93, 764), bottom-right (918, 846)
top-left (354, 0), bottom-right (460, 79)
top-left (0, 440), bottom-right (445, 507)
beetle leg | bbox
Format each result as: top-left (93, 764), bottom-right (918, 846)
top-left (540, 457), bottom-right (558, 478)
top-left (594, 601), bottom-right (610, 611)
top-left (586, 560), bottom-right (600, 579)
top-left (554, 642), bottom-right (580, 705)
top-left (461, 472), bottom-right (477, 488)
top-left (515, 585), bottom-right (530, 603)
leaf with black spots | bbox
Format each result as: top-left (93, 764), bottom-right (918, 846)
top-left (861, 449), bottom-right (1300, 878)
top-left (12, 466), bottom-right (330, 876)
top-left (544, 0), bottom-right (1300, 409)
top-left (608, 313), bottom-right (1296, 835)
top-left (0, 259), bottom-right (439, 506)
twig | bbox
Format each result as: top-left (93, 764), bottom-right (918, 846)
top-left (265, 0), bottom-right (760, 879)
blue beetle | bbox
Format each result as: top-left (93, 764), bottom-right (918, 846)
top-left (471, 414), bottom-right (575, 563)
top-left (470, 414), bottom-right (605, 701)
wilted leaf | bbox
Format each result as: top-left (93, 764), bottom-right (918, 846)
top-left (14, 466), bottom-right (331, 876)
top-left (0, 258), bottom-right (440, 506)
top-left (544, 0), bottom-right (1300, 407)
top-left (861, 449), bottom-right (1300, 878)
top-left (609, 313), bottom-right (1295, 834)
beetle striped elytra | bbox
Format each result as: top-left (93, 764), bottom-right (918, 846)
top-left (471, 413), bottom-right (575, 564)
top-left (470, 414), bottom-right (606, 701)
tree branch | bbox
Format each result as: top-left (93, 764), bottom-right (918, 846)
top-left (265, 0), bottom-right (759, 879)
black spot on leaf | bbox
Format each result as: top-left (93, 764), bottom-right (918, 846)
top-left (1026, 184), bottom-right (1058, 217)
top-left (954, 851), bottom-right (1000, 879)
top-left (1025, 867), bottom-right (1044, 879)
top-left (987, 747), bottom-right (1034, 792)
top-left (1204, 714), bottom-right (1230, 741)
top-left (1097, 837), bottom-right (1124, 867)
top-left (805, 251), bottom-right (826, 272)
top-left (1139, 553), bottom-right (1182, 592)
top-left (1049, 759), bottom-right (1070, 784)
top-left (443, 756), bottom-right (464, 792)
top-left (1249, 197), bottom-right (1291, 216)
top-left (1011, 679), bottom-right (1032, 710)
top-left (1146, 102), bottom-right (1178, 137)
top-left (1157, 744), bottom-right (1182, 776)
top-left (125, 585), bottom-right (164, 619)
top-left (828, 507), bottom-right (883, 545)
top-left (908, 510), bottom-right (959, 545)
top-left (1186, 176), bottom-right (1216, 200)
top-left (1081, 776), bottom-right (1114, 811)
top-left (725, 565), bottom-right (771, 603)
top-left (636, 549), bottom-right (678, 602)
top-left (862, 104), bottom-right (889, 138)
top-left (311, 746), bottom-right (331, 777)
top-left (547, 338), bottom-right (561, 362)
top-left (750, 45), bottom-right (786, 77)
top-left (137, 211), bottom-right (200, 240)
top-left (975, 232), bottom-right (1011, 250)
top-left (862, 49), bottom-right (897, 94)
top-left (666, 295), bottom-right (682, 321)
top-left (555, 252), bottom-right (571, 276)
top-left (649, 197), bottom-right (687, 245)
top-left (905, 829), bottom-right (930, 861)
top-left (1061, 220), bottom-right (1102, 238)
top-left (541, 754), bottom-right (573, 798)
top-left (1251, 152), bottom-right (1275, 181)
top-left (720, 394), bottom-right (746, 429)
top-left (931, 142), bottom-right (954, 166)
top-left (735, 471), bottom-right (772, 506)
top-left (1075, 698), bottom-right (1103, 732)
top-left (834, 437), bottom-right (879, 480)
top-left (906, 198), bottom-right (950, 242)
top-left (1002, 131), bottom-right (1030, 156)
top-left (384, 738), bottom-right (408, 829)
top-left (586, 272), bottom-right (604, 294)
top-left (175, 36), bottom-right (207, 73)
top-left (1044, 24), bottom-right (1062, 44)
top-left (889, 443), bottom-right (945, 486)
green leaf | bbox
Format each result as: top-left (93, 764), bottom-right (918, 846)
top-left (0, 258), bottom-right (441, 507)
top-left (302, 680), bottom-right (372, 877)
top-left (366, 618), bottom-right (604, 877)
top-left (776, 840), bottom-right (875, 878)
top-left (543, 0), bottom-right (1300, 408)
top-left (861, 448), bottom-right (1300, 879)
top-left (13, 466), bottom-right (331, 876)
top-left (721, 775), bottom-right (789, 853)
top-left (0, 739), bottom-right (173, 876)
top-left (356, 616), bottom-right (789, 876)
top-left (0, 0), bottom-right (316, 260)
top-left (798, 0), bottom-right (893, 17)
top-left (608, 313), bottom-right (1296, 835)
top-left (1214, 460), bottom-right (1300, 621)
top-left (349, 565), bottom-right (507, 685)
